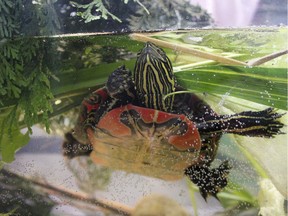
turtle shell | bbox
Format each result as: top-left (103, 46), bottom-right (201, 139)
top-left (87, 103), bottom-right (202, 180)
top-left (71, 82), bottom-right (222, 180)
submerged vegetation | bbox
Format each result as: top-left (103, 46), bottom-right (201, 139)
top-left (70, 0), bottom-right (149, 23)
top-left (0, 0), bottom-right (61, 162)
top-left (69, 0), bottom-right (211, 30)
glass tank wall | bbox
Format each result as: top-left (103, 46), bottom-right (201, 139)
top-left (0, 1), bottom-right (287, 216)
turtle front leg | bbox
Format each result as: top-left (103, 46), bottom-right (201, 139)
top-left (184, 161), bottom-right (231, 201)
top-left (106, 65), bottom-right (136, 103)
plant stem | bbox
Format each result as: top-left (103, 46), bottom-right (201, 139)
top-left (247, 50), bottom-right (288, 66)
top-left (130, 33), bottom-right (247, 66)
top-left (4, 169), bottom-right (133, 215)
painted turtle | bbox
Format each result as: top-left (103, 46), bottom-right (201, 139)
top-left (67, 42), bottom-right (284, 200)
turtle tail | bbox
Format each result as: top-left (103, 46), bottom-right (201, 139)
top-left (62, 132), bottom-right (93, 159)
top-left (197, 108), bottom-right (285, 137)
top-left (185, 161), bottom-right (231, 201)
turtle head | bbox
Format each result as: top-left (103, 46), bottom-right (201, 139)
top-left (140, 42), bottom-right (171, 63)
top-left (134, 42), bottom-right (176, 111)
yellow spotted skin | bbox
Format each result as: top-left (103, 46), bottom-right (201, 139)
top-left (133, 42), bottom-right (176, 112)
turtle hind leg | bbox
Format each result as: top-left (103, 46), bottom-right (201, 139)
top-left (222, 108), bottom-right (285, 137)
top-left (184, 161), bottom-right (231, 201)
top-left (198, 108), bottom-right (285, 138)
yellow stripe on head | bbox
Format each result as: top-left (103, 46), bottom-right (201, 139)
top-left (134, 42), bottom-right (175, 111)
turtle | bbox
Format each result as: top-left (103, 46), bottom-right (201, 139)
top-left (65, 42), bottom-right (284, 200)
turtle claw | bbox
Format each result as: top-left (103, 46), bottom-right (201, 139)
top-left (233, 108), bottom-right (285, 137)
top-left (185, 161), bottom-right (231, 201)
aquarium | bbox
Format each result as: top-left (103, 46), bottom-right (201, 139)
top-left (0, 1), bottom-right (287, 216)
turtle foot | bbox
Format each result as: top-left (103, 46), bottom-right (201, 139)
top-left (184, 161), bottom-right (231, 201)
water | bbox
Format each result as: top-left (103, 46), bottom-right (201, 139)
top-left (1, 29), bottom-right (287, 215)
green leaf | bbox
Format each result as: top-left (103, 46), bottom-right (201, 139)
top-left (153, 28), bottom-right (288, 59)
top-left (234, 129), bottom-right (287, 198)
top-left (0, 128), bottom-right (30, 163)
top-left (218, 182), bottom-right (257, 209)
top-left (0, 108), bottom-right (30, 163)
top-left (176, 65), bottom-right (287, 110)
top-left (51, 59), bottom-right (136, 96)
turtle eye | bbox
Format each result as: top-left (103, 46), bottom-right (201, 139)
top-left (155, 47), bottom-right (162, 54)
top-left (88, 93), bottom-right (101, 104)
